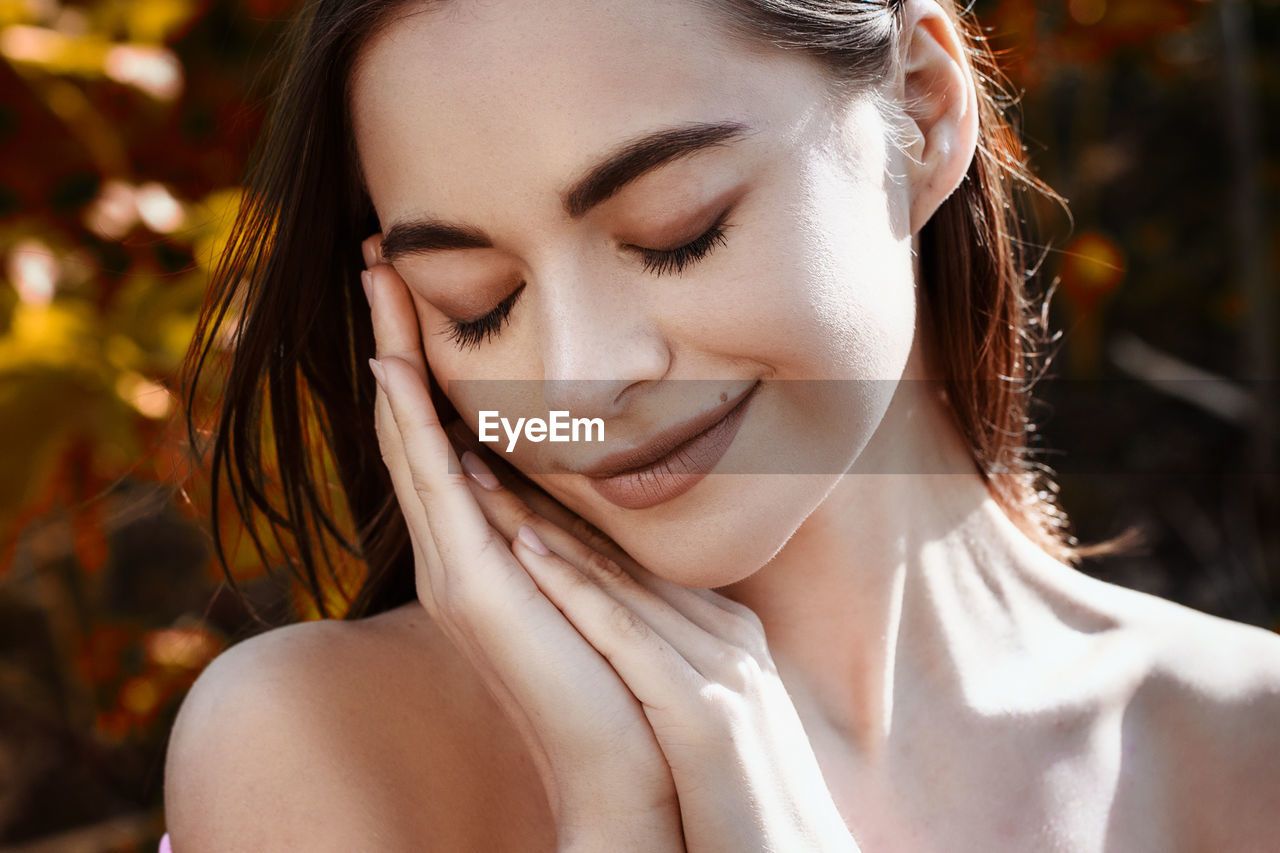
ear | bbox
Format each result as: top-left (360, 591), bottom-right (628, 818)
top-left (898, 0), bottom-right (979, 235)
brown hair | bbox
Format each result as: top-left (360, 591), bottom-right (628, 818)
top-left (183, 0), bottom-right (1081, 622)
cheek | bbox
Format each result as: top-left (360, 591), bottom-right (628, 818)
top-left (415, 312), bottom-right (563, 479)
top-left (655, 132), bottom-right (916, 384)
top-left (795, 149), bottom-right (918, 377)
top-left (596, 196), bottom-right (915, 584)
top-left (800, 208), bottom-right (917, 382)
top-left (691, 193), bottom-right (915, 383)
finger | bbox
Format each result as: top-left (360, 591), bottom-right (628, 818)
top-left (364, 262), bottom-right (428, 380)
top-left (363, 245), bottom-right (472, 484)
top-left (446, 420), bottom-right (625, 556)
top-left (372, 362), bottom-right (588, 748)
top-left (378, 367), bottom-right (675, 793)
top-left (450, 439), bottom-right (766, 654)
top-left (367, 347), bottom-right (459, 624)
top-left (362, 285), bottom-right (676, 797)
top-left (373, 381), bottom-right (445, 596)
top-left (430, 372), bottom-right (771, 664)
top-left (361, 232), bottom-right (387, 269)
top-left (375, 357), bottom-right (592, 676)
top-left (373, 355), bottom-right (534, 596)
top-left (453, 460), bottom-right (762, 682)
top-left (373, 370), bottom-right (562, 804)
top-left (511, 526), bottom-right (703, 707)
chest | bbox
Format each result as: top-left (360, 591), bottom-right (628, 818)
top-left (416, 711), bottom-right (1184, 853)
top-left (808, 706), bottom-right (1183, 853)
top-left (373, 618), bottom-right (1192, 852)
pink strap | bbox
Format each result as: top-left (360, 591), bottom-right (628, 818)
top-left (159, 832), bottom-right (172, 853)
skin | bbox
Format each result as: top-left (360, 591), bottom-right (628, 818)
top-left (162, 0), bottom-right (1280, 850)
top-left (353, 0), bottom-right (917, 592)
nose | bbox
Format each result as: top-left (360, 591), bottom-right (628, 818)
top-left (536, 262), bottom-right (670, 419)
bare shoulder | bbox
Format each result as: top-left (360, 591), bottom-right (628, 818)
top-left (1114, 583), bottom-right (1280, 715)
top-left (163, 603), bottom-right (554, 852)
top-left (1101, 581), bottom-right (1280, 850)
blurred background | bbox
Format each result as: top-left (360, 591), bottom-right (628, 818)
top-left (0, 0), bottom-right (1276, 849)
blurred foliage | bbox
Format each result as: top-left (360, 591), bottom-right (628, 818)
top-left (0, 0), bottom-right (1275, 848)
top-left (0, 0), bottom-right (306, 846)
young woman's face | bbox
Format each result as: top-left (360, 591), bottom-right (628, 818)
top-left (351, 0), bottom-right (919, 587)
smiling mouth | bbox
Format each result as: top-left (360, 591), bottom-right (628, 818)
top-left (578, 380), bottom-right (760, 510)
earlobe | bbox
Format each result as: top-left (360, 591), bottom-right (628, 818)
top-left (898, 0), bottom-right (979, 235)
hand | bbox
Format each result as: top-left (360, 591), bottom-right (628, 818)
top-left (361, 235), bottom-right (683, 852)
top-left (361, 235), bottom-right (860, 853)
top-left (445, 426), bottom-right (863, 853)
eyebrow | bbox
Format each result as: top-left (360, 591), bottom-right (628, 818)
top-left (380, 120), bottom-right (751, 262)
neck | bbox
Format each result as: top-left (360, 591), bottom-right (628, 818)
top-left (713, 364), bottom-right (1107, 762)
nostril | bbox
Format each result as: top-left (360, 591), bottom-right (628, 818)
top-left (535, 290), bottom-right (672, 416)
top-left (542, 378), bottom-right (638, 421)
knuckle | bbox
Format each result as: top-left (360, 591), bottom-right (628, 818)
top-left (507, 502), bottom-right (541, 531)
top-left (711, 641), bottom-right (752, 672)
top-left (706, 599), bottom-right (768, 651)
top-left (441, 469), bottom-right (471, 491)
top-left (373, 422), bottom-right (394, 452)
top-left (608, 604), bottom-right (650, 642)
top-left (737, 606), bottom-right (766, 633)
top-left (705, 642), bottom-right (761, 690)
top-left (694, 681), bottom-right (746, 726)
top-left (410, 471), bottom-right (433, 501)
top-left (472, 532), bottom-right (510, 566)
top-left (581, 550), bottom-right (628, 585)
top-left (568, 515), bottom-right (610, 550)
top-left (556, 562), bottom-right (596, 593)
top-left (410, 470), bottom-right (466, 503)
top-left (723, 613), bottom-right (768, 652)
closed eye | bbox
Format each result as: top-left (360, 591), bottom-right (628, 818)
top-left (440, 282), bottom-right (526, 352)
top-left (437, 210), bottom-right (732, 351)
top-left (632, 212), bottom-right (732, 277)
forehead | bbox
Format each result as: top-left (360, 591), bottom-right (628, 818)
top-left (349, 0), bottom-right (836, 228)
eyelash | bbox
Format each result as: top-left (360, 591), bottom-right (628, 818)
top-left (442, 215), bottom-right (731, 350)
top-left (636, 215), bottom-right (732, 277)
top-left (443, 283), bottom-right (526, 352)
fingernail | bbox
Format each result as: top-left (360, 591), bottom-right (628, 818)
top-left (368, 358), bottom-right (387, 390)
top-left (517, 524), bottom-right (551, 556)
top-left (361, 270), bottom-right (374, 305)
top-left (460, 450), bottom-right (501, 491)
top-left (362, 242), bottom-right (376, 268)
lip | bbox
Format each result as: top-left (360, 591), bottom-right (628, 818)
top-left (579, 380), bottom-right (760, 510)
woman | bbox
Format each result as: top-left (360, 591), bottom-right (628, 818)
top-left (162, 0), bottom-right (1280, 849)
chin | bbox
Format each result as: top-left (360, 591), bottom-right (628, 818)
top-left (590, 471), bottom-right (842, 589)
top-left (539, 377), bottom-right (892, 588)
